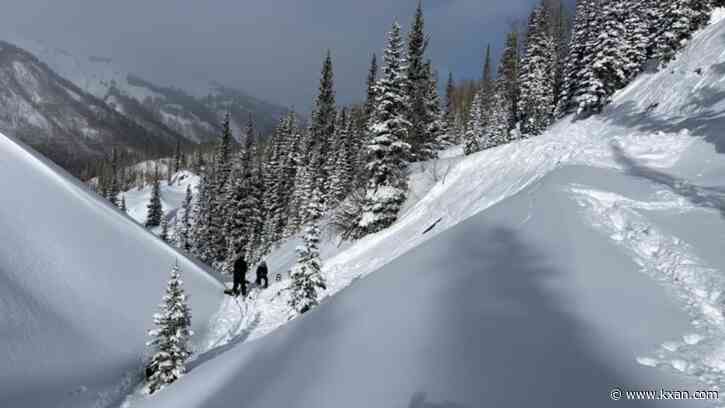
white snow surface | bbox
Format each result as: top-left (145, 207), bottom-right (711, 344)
top-left (118, 10), bottom-right (725, 408)
top-left (0, 134), bottom-right (223, 407)
top-left (9, 9), bottom-right (725, 408)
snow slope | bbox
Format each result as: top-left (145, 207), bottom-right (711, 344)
top-left (0, 133), bottom-right (223, 407)
top-left (124, 9), bottom-right (725, 408)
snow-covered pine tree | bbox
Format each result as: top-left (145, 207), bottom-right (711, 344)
top-left (329, 108), bottom-right (355, 205)
top-left (108, 148), bottom-right (120, 207)
top-left (246, 145), bottom-right (266, 261)
top-left (145, 262), bottom-right (193, 394)
top-left (547, 0), bottom-right (572, 110)
top-left (576, 0), bottom-right (622, 115)
top-left (358, 21), bottom-right (412, 236)
top-left (442, 72), bottom-right (456, 144)
top-left (288, 161), bottom-right (314, 234)
top-left (484, 80), bottom-right (514, 148)
top-left (207, 114), bottom-right (234, 264)
top-left (406, 0), bottom-right (437, 161)
top-left (175, 184), bottom-right (193, 251)
top-left (364, 54), bottom-right (378, 123)
top-left (262, 116), bottom-right (287, 246)
top-left (288, 187), bottom-right (327, 315)
top-left (623, 0), bottom-right (650, 81)
top-left (481, 44), bottom-right (494, 109)
top-left (652, 0), bottom-right (712, 65)
top-left (555, 0), bottom-right (598, 117)
top-left (190, 169), bottom-right (213, 262)
top-left (498, 30), bottom-right (520, 129)
top-left (424, 61), bottom-right (445, 154)
top-left (173, 141), bottom-right (182, 174)
top-left (309, 51), bottom-right (337, 203)
top-left (223, 131), bottom-right (262, 265)
top-left (160, 214), bottom-right (169, 242)
top-left (463, 92), bottom-right (483, 155)
top-left (145, 167), bottom-right (163, 228)
top-left (518, 4), bottom-right (556, 136)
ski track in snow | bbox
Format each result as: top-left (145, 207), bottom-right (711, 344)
top-left (570, 186), bottom-right (725, 401)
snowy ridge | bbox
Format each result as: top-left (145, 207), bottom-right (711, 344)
top-left (0, 132), bottom-right (223, 408)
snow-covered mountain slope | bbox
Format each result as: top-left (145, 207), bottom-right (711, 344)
top-left (0, 41), bottom-right (185, 175)
top-left (122, 169), bottom-right (199, 231)
top-left (124, 10), bottom-right (725, 408)
top-left (0, 132), bottom-right (223, 408)
top-left (3, 36), bottom-right (288, 143)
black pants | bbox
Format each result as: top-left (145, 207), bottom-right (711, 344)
top-left (232, 279), bottom-right (246, 296)
top-left (256, 275), bottom-right (268, 289)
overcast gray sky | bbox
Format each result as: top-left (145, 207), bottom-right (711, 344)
top-left (2, 0), bottom-right (560, 111)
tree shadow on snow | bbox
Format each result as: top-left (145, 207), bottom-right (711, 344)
top-left (611, 143), bottom-right (725, 218)
top-left (601, 85), bottom-right (725, 153)
top-left (418, 223), bottom-right (663, 408)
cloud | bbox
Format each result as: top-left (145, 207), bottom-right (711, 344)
top-left (0, 0), bottom-right (553, 113)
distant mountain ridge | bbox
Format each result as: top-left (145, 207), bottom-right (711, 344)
top-left (0, 41), bottom-right (181, 174)
top-left (0, 35), bottom-right (291, 174)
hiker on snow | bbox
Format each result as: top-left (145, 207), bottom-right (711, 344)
top-left (256, 260), bottom-right (269, 289)
top-left (232, 255), bottom-right (247, 296)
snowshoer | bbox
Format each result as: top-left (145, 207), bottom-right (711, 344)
top-left (232, 255), bottom-right (248, 296)
top-left (256, 260), bottom-right (269, 289)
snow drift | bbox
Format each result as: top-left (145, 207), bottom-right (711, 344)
top-left (0, 134), bottom-right (222, 407)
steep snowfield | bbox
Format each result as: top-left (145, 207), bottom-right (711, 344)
top-left (0, 134), bottom-right (223, 407)
top-left (124, 10), bottom-right (725, 408)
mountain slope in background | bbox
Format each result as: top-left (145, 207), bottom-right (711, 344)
top-left (5, 36), bottom-right (289, 143)
top-left (0, 41), bottom-right (185, 174)
top-left (0, 132), bottom-right (223, 408)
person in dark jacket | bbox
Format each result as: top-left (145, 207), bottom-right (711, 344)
top-left (232, 255), bottom-right (248, 296)
top-left (255, 260), bottom-right (269, 289)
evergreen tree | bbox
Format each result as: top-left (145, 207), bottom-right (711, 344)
top-left (623, 0), bottom-right (650, 81)
top-left (519, 4), bottom-right (556, 136)
top-left (264, 111), bottom-right (301, 245)
top-left (190, 169), bottom-right (213, 262)
top-left (108, 148), bottom-right (120, 207)
top-left (358, 21), bottom-right (412, 236)
top-left (145, 262), bottom-right (193, 394)
top-left (546, 0), bottom-right (572, 111)
top-left (176, 185), bottom-right (193, 251)
top-left (424, 62), bottom-right (444, 155)
top-left (309, 51), bottom-right (337, 202)
top-left (406, 0), bottom-right (437, 161)
top-left (223, 131), bottom-right (264, 265)
top-left (481, 44), bottom-right (495, 103)
top-left (464, 92), bottom-right (483, 155)
top-left (442, 72), bottom-right (456, 143)
top-left (173, 141), bottom-right (182, 174)
top-left (364, 54), bottom-right (379, 123)
top-left (288, 188), bottom-right (327, 315)
top-left (652, 0), bottom-right (712, 64)
top-left (556, 0), bottom-right (598, 117)
top-left (245, 113), bottom-right (255, 142)
top-left (329, 108), bottom-right (355, 205)
top-left (484, 80), bottom-right (514, 148)
top-left (145, 168), bottom-right (163, 228)
top-left (498, 31), bottom-right (520, 128)
top-left (207, 114), bottom-right (234, 264)
top-left (160, 214), bottom-right (169, 242)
